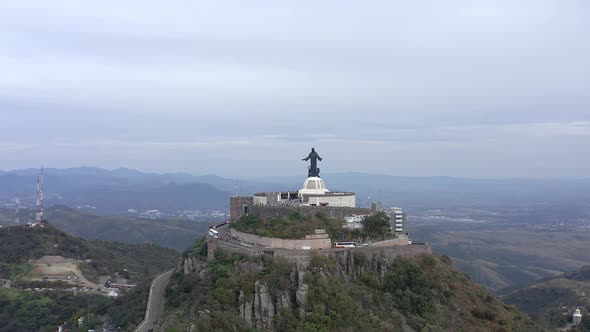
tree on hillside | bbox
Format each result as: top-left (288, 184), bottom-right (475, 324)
top-left (361, 212), bottom-right (390, 240)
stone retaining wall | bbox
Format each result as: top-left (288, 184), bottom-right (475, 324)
top-left (273, 245), bottom-right (432, 267)
top-left (250, 205), bottom-right (371, 221)
top-left (209, 238), bottom-right (432, 268)
top-left (229, 229), bottom-right (332, 250)
top-left (371, 238), bottom-right (410, 246)
top-left (211, 239), bottom-right (270, 257)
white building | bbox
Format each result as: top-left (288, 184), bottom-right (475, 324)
top-left (388, 207), bottom-right (407, 234)
top-left (573, 308), bottom-right (582, 325)
top-left (344, 214), bottom-right (368, 229)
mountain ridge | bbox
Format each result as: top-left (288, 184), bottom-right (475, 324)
top-left (3, 167), bottom-right (590, 213)
top-left (502, 265), bottom-right (590, 329)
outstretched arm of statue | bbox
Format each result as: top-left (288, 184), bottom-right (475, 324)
top-left (302, 155), bottom-right (311, 161)
top-left (317, 155), bottom-right (322, 161)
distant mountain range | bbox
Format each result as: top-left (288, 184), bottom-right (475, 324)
top-left (0, 167), bottom-right (231, 213)
top-left (1, 167), bottom-right (589, 214)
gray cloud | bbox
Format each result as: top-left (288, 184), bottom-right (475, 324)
top-left (0, 1), bottom-right (589, 178)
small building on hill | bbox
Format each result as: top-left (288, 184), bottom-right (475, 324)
top-left (344, 214), bottom-right (368, 229)
top-left (573, 308), bottom-right (582, 325)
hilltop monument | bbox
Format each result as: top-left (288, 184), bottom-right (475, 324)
top-left (299, 148), bottom-right (329, 196)
top-left (230, 148), bottom-right (357, 220)
top-left (302, 147), bottom-right (322, 177)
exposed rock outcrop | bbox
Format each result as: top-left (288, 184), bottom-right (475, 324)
top-left (239, 290), bottom-right (253, 327)
top-left (234, 268), bottom-right (309, 329)
top-left (254, 281), bottom-right (275, 329)
top-left (296, 283), bottom-right (309, 318)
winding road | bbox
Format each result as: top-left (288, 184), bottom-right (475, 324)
top-left (135, 269), bottom-right (174, 332)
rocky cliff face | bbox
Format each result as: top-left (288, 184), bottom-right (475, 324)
top-left (183, 254), bottom-right (309, 330)
top-left (161, 240), bottom-right (543, 332)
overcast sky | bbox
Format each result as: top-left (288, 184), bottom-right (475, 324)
top-left (1, 1), bottom-right (589, 178)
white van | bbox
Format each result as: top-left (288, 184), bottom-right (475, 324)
top-left (208, 228), bottom-right (219, 239)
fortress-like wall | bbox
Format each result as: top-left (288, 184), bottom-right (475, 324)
top-left (208, 238), bottom-right (432, 268)
top-left (230, 196), bottom-right (254, 221)
top-left (273, 245), bottom-right (432, 267)
top-left (250, 205), bottom-right (371, 220)
top-left (229, 229), bottom-right (332, 249)
top-left (209, 239), bottom-right (271, 258)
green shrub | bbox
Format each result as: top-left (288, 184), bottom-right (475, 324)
top-left (361, 272), bottom-right (381, 289)
top-left (471, 308), bottom-right (497, 321)
top-left (440, 255), bottom-right (452, 265)
top-left (309, 254), bottom-right (335, 269)
top-left (361, 212), bottom-right (390, 240)
top-left (353, 251), bottom-right (368, 267)
top-left (265, 257), bottom-right (292, 291)
top-left (383, 259), bottom-right (435, 316)
top-left (421, 255), bottom-right (437, 267)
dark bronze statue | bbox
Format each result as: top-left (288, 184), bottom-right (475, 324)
top-left (302, 148), bottom-right (322, 177)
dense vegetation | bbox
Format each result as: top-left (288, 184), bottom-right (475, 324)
top-left (0, 225), bottom-right (179, 281)
top-left (103, 282), bottom-right (153, 331)
top-left (361, 212), bottom-right (392, 240)
top-left (161, 241), bottom-right (541, 331)
top-left (231, 211), bottom-right (394, 241)
top-left (0, 288), bottom-right (109, 332)
top-left (0, 281), bottom-right (153, 332)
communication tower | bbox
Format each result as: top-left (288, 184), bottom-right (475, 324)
top-left (15, 193), bottom-right (20, 223)
top-left (35, 166), bottom-right (45, 222)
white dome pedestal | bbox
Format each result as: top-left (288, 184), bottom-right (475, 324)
top-left (298, 177), bottom-right (329, 196)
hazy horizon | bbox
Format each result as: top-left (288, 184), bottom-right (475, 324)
top-left (1, 165), bottom-right (589, 181)
top-left (1, 1), bottom-right (589, 178)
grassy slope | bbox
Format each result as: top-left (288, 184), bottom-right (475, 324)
top-left (502, 265), bottom-right (590, 329)
top-left (412, 228), bottom-right (590, 293)
top-left (161, 240), bottom-right (542, 331)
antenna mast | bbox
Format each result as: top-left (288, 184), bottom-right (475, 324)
top-left (15, 193), bottom-right (20, 223)
top-left (35, 166), bottom-right (44, 222)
